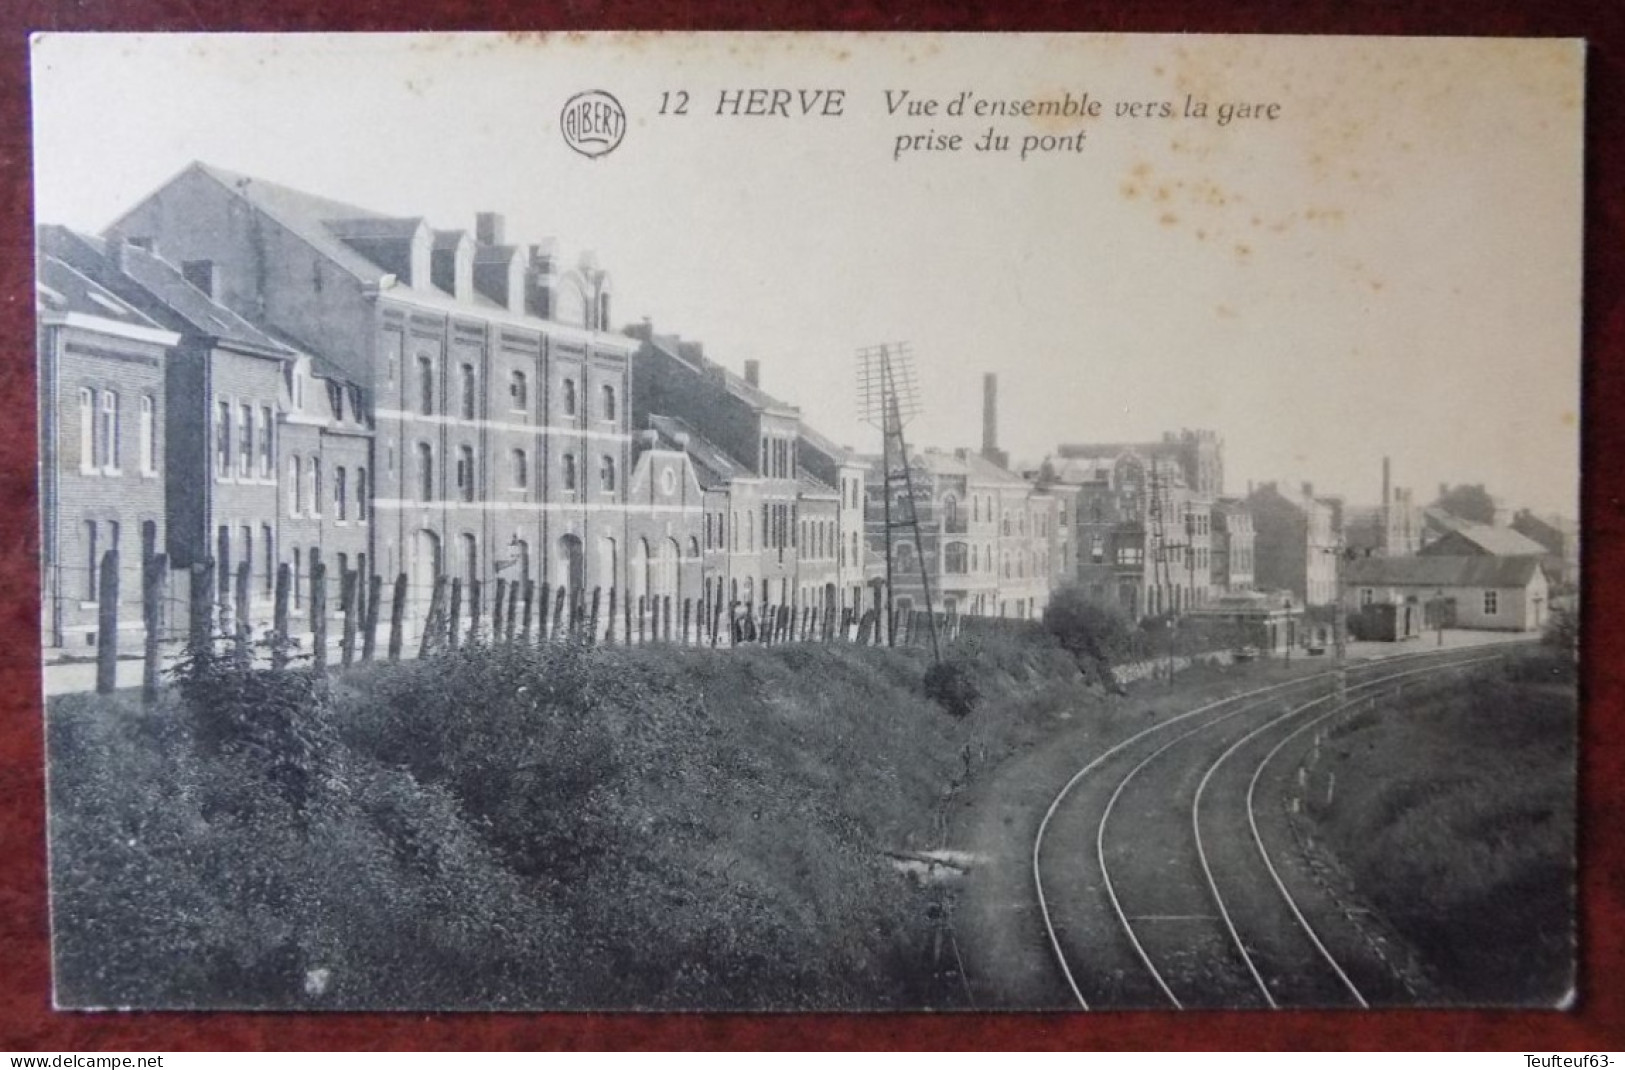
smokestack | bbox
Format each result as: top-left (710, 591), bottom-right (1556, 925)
top-left (982, 373), bottom-right (998, 456)
top-left (744, 359), bottom-right (760, 388)
top-left (475, 212), bottom-right (505, 246)
top-left (1382, 456), bottom-right (1392, 507)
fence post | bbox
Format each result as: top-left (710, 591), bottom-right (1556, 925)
top-left (189, 560), bottom-right (213, 654)
top-left (711, 596), bottom-right (724, 648)
top-left (626, 590), bottom-right (636, 646)
top-left (469, 579), bottom-right (483, 647)
top-left (232, 560), bottom-right (252, 661)
top-left (418, 575), bottom-right (447, 660)
top-left (363, 574), bottom-right (382, 661)
top-left (447, 578), bottom-right (463, 652)
top-left (311, 558), bottom-right (328, 677)
top-left (271, 563), bottom-right (291, 670)
top-left (94, 549), bottom-right (119, 694)
top-left (521, 580), bottom-right (536, 644)
top-left (491, 579), bottom-right (507, 646)
top-left (506, 579), bottom-right (519, 642)
top-left (387, 573), bottom-right (406, 662)
top-left (340, 570), bottom-right (358, 668)
top-left (589, 587), bottom-right (602, 646)
top-left (552, 586), bottom-right (567, 641)
top-left (536, 583), bottom-right (551, 644)
top-left (637, 596), bottom-right (647, 644)
top-left (604, 586), bottom-right (617, 646)
top-left (142, 552), bottom-right (166, 703)
top-left (682, 598), bottom-right (693, 646)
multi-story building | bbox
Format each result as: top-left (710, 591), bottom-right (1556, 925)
top-left (865, 447), bottom-right (1055, 620)
top-left (1047, 429), bottom-right (1224, 618)
top-left (631, 327), bottom-right (863, 628)
top-left (1211, 497), bottom-right (1255, 592)
top-left (797, 423), bottom-right (872, 616)
top-left (1511, 509), bottom-right (1580, 589)
top-left (104, 163), bottom-right (659, 636)
top-left (1345, 457), bottom-right (1423, 559)
top-left (1247, 481), bottom-right (1343, 607)
top-left (37, 242), bottom-right (179, 651)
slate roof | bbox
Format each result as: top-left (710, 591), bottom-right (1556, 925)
top-left (797, 421), bottom-right (857, 465)
top-left (1425, 524), bottom-right (1549, 558)
top-left (1343, 554), bottom-right (1544, 589)
top-left (39, 225), bottom-right (291, 357)
top-left (640, 333), bottom-right (800, 417)
top-left (36, 254), bottom-right (161, 330)
top-left (647, 413), bottom-right (752, 488)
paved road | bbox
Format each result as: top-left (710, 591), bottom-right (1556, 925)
top-left (947, 633), bottom-right (1531, 1010)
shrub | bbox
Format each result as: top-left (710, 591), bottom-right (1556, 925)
top-left (923, 659), bottom-right (980, 718)
top-left (1043, 586), bottom-right (1134, 687)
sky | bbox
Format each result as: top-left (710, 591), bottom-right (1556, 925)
top-left (30, 32), bottom-right (1584, 516)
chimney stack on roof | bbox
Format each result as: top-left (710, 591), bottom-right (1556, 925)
top-left (744, 359), bottom-right (761, 388)
top-left (476, 212), bottom-right (505, 246)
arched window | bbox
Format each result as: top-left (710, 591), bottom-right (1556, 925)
top-left (943, 494), bottom-right (960, 531)
top-left (511, 448), bottom-right (528, 490)
top-left (600, 454), bottom-right (616, 492)
top-left (460, 364), bottom-right (476, 421)
top-left (356, 467), bottom-right (368, 521)
top-left (602, 383), bottom-right (617, 421)
top-left (417, 355), bottom-right (434, 415)
top-left (562, 452), bottom-right (577, 492)
top-left (945, 542), bottom-right (968, 574)
top-left (335, 466), bottom-right (348, 520)
top-left (289, 456), bottom-right (302, 514)
top-left (561, 378), bottom-right (577, 417)
top-left (310, 458), bottom-right (323, 516)
top-left (457, 445), bottom-right (476, 502)
top-left (416, 442), bottom-right (434, 502)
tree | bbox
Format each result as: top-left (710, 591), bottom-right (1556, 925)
top-left (1434, 483), bottom-right (1497, 525)
top-left (1042, 586), bottom-right (1134, 690)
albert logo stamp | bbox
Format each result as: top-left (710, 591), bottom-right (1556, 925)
top-left (561, 90), bottom-right (626, 158)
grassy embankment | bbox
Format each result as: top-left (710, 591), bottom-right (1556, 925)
top-left (48, 627), bottom-right (1110, 1010)
top-left (1300, 649), bottom-right (1576, 1005)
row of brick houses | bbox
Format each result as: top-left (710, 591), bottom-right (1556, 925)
top-left (41, 163), bottom-right (1078, 654)
top-left (38, 162), bottom-right (1570, 652)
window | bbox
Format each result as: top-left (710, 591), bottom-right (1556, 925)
top-left (99, 392), bottom-right (120, 472)
top-left (509, 370), bottom-right (527, 411)
top-left (418, 356), bottom-right (435, 415)
top-left (457, 446), bottom-right (475, 502)
top-left (416, 443), bottom-right (434, 502)
top-left (215, 401), bottom-right (230, 476)
top-left (78, 389), bottom-right (95, 472)
top-left (562, 378), bottom-right (577, 417)
top-left (460, 364), bottom-right (476, 421)
top-left (335, 466), bottom-right (348, 520)
top-left (356, 467), bottom-right (368, 521)
top-left (293, 369), bottom-right (306, 411)
top-left (943, 495), bottom-right (960, 531)
top-left (83, 521), bottom-right (98, 599)
top-left (310, 459), bottom-right (323, 516)
top-left (600, 454), bottom-right (616, 492)
top-left (238, 404), bottom-right (253, 477)
top-left (1360, 588), bottom-right (1374, 607)
top-left (512, 448), bottom-right (528, 490)
top-left (945, 542), bottom-right (968, 573)
top-left (289, 457), bottom-right (302, 515)
top-left (262, 524), bottom-right (275, 595)
top-left (259, 405), bottom-right (273, 478)
top-left (139, 395), bottom-right (156, 475)
top-left (1091, 535), bottom-right (1105, 563)
top-left (1484, 590), bottom-right (1499, 615)
top-left (602, 383), bottom-right (616, 421)
top-left (293, 549), bottom-right (302, 608)
top-left (562, 453), bottom-right (577, 492)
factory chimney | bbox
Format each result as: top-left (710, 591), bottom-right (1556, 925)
top-left (744, 359), bottom-right (760, 388)
top-left (981, 373), bottom-right (1009, 470)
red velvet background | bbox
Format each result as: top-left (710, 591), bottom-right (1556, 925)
top-left (0, 0), bottom-right (1619, 1052)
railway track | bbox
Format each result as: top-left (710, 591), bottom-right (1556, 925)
top-left (1032, 646), bottom-right (1506, 1010)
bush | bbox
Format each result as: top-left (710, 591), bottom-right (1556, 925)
top-left (1043, 586), bottom-right (1134, 687)
top-left (923, 659), bottom-right (980, 718)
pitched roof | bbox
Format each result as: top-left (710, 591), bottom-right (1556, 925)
top-left (646, 413), bottom-right (752, 488)
top-left (1343, 554), bottom-right (1544, 589)
top-left (639, 333), bottom-right (800, 417)
top-left (36, 254), bottom-right (162, 330)
top-left (797, 421), bottom-right (857, 465)
top-left (39, 225), bottom-right (291, 357)
top-left (1426, 524), bottom-right (1548, 557)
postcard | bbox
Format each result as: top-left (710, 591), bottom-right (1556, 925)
top-left (29, 31), bottom-right (1582, 1011)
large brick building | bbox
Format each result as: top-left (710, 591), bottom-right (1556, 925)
top-left (1247, 481), bottom-right (1343, 607)
top-left (103, 163), bottom-right (663, 638)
